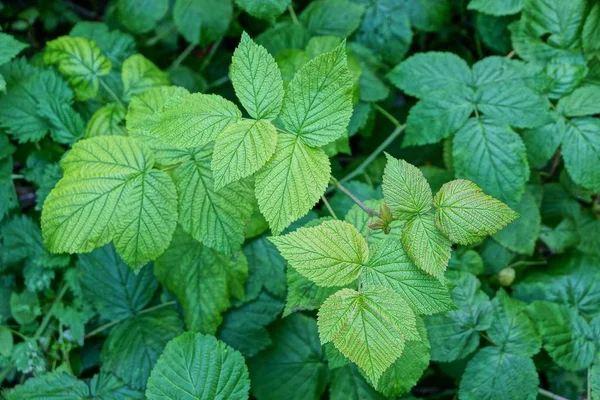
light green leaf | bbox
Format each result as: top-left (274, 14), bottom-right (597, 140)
top-left (116, 0), bottom-right (168, 34)
top-left (453, 117), bottom-right (529, 205)
top-left (125, 86), bottom-right (190, 136)
top-left (557, 85), bottom-right (600, 117)
top-left (270, 220), bottom-right (368, 287)
top-left (154, 228), bottom-right (247, 333)
top-left (562, 118), bottom-right (600, 192)
top-left (146, 332), bottom-right (250, 400)
top-left (231, 32), bottom-right (284, 120)
top-left (459, 347), bottom-right (539, 400)
top-left (0, 33), bottom-right (28, 65)
top-left (173, 144), bottom-right (253, 255)
top-left (280, 42), bottom-right (353, 147)
top-left (41, 136), bottom-right (178, 269)
top-left (69, 22), bottom-right (137, 69)
top-left (382, 154), bottom-right (433, 220)
top-left (43, 36), bottom-right (111, 101)
top-left (255, 133), bottom-right (330, 234)
top-left (493, 190), bottom-right (540, 255)
top-left (151, 93), bottom-right (241, 148)
top-left (300, 0), bottom-right (365, 38)
top-left (212, 119), bottom-right (278, 190)
top-left (86, 103), bottom-right (126, 137)
top-left (78, 244), bottom-right (158, 321)
top-left (122, 54), bottom-right (169, 100)
top-left (388, 52), bottom-right (472, 99)
top-left (248, 313), bottom-right (328, 400)
top-left (173, 0), bottom-right (233, 46)
top-left (234, 0), bottom-right (290, 23)
top-left (101, 307), bottom-right (183, 389)
top-left (318, 287), bottom-right (419, 384)
top-left (467, 0), bottom-right (522, 15)
top-left (402, 213), bottom-right (451, 280)
top-left (362, 238), bottom-right (454, 315)
top-left (433, 179), bottom-right (519, 245)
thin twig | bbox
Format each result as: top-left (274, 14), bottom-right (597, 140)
top-left (288, 5), bottom-right (300, 25)
top-left (145, 24), bottom-right (176, 47)
top-left (506, 50), bottom-right (515, 59)
top-left (200, 38), bottom-right (223, 72)
top-left (538, 388), bottom-right (569, 400)
top-left (170, 42), bottom-right (196, 70)
top-left (330, 177), bottom-right (381, 218)
top-left (373, 104), bottom-right (401, 128)
top-left (321, 196), bottom-right (338, 219)
top-left (34, 283), bottom-right (68, 340)
top-left (588, 367), bottom-right (592, 400)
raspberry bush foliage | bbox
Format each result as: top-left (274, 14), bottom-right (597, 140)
top-left (1, 0), bottom-right (600, 399)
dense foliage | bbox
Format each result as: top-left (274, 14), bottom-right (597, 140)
top-left (1, 0), bottom-right (599, 399)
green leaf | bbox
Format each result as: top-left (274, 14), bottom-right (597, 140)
top-left (345, 199), bottom-right (404, 246)
top-left (231, 32), bottom-right (284, 120)
top-left (402, 213), bottom-right (451, 280)
top-left (3, 372), bottom-right (89, 400)
top-left (86, 103), bottom-right (127, 137)
top-left (459, 347), bottom-right (539, 400)
top-left (562, 118), bottom-right (600, 192)
top-left (300, 0), bottom-right (365, 38)
top-left (467, 0), bottom-right (522, 15)
top-left (255, 133), bottom-right (330, 234)
top-left (122, 54), bottom-right (169, 100)
top-left (583, 3), bottom-right (600, 59)
top-left (405, 0), bottom-right (450, 32)
top-left (433, 179), bottom-right (519, 245)
top-left (330, 364), bottom-right (387, 400)
top-left (116, 0), bottom-right (168, 34)
top-left (151, 93), bottom-right (241, 148)
top-left (43, 36), bottom-right (111, 101)
top-left (234, 0), bottom-right (290, 23)
top-left (248, 313), bottom-right (329, 400)
top-left (453, 117), bottom-right (529, 205)
top-left (41, 136), bottom-right (178, 269)
top-left (493, 190), bottom-right (540, 255)
top-left (37, 98), bottom-right (85, 145)
top-left (69, 22), bottom-right (137, 69)
top-left (212, 119), bottom-right (278, 190)
top-left (243, 236), bottom-right (287, 301)
top-left (523, 117), bottom-right (565, 167)
top-left (256, 22), bottom-right (311, 57)
top-left (270, 220), bottom-right (368, 287)
top-left (0, 33), bottom-right (28, 65)
top-left (382, 154), bottom-right (433, 220)
top-left (471, 56), bottom-right (547, 90)
top-left (521, 0), bottom-right (586, 50)
top-left (10, 290), bottom-right (40, 325)
top-left (280, 42), bottom-right (353, 147)
top-left (154, 228), bottom-right (247, 333)
top-left (540, 218), bottom-right (579, 253)
top-left (218, 291), bottom-right (284, 357)
top-left (448, 249), bottom-right (484, 275)
top-left (0, 326), bottom-right (13, 357)
top-left (173, 144), bottom-right (254, 255)
top-left (146, 332), bottom-right (249, 400)
top-left (318, 287), bottom-right (419, 384)
top-left (173, 0), bottom-right (233, 46)
top-left (78, 244), bottom-right (158, 321)
top-left (557, 85), bottom-right (600, 117)
top-left (362, 238), bottom-right (454, 315)
top-left (101, 307), bottom-right (183, 389)
top-left (126, 86), bottom-right (190, 136)
top-left (388, 52), bottom-right (472, 99)
top-left (283, 267), bottom-right (340, 316)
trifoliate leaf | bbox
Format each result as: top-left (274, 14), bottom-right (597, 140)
top-left (43, 36), bottom-right (111, 101)
top-left (0, 33), bottom-right (28, 65)
top-left (402, 213), bottom-right (451, 280)
top-left (231, 32), bottom-right (284, 120)
top-left (493, 190), bottom-right (540, 255)
top-left (121, 54), bottom-right (169, 100)
top-left (453, 117), bottom-right (529, 205)
top-left (173, 0), bottom-right (233, 46)
top-left (382, 154), bottom-right (433, 220)
top-left (280, 42), bottom-right (353, 147)
top-left (243, 236), bottom-right (287, 301)
top-left (270, 220), bottom-right (368, 287)
top-left (151, 93), bottom-right (241, 148)
top-left (404, 89), bottom-right (475, 146)
top-left (362, 238), bottom-right (454, 315)
top-left (146, 332), bottom-right (250, 400)
top-left (255, 133), bottom-right (330, 234)
top-left (116, 0), bottom-right (168, 34)
top-left (467, 0), bottom-right (522, 16)
top-left (433, 179), bottom-right (519, 245)
top-left (235, 0), bottom-right (290, 23)
top-left (78, 244), bottom-right (158, 321)
top-left (528, 301), bottom-right (596, 371)
top-left (86, 103), bottom-right (126, 137)
top-left (101, 307), bottom-right (183, 389)
top-left (173, 144), bottom-right (253, 255)
top-left (212, 120), bottom-right (278, 190)
top-left (459, 346), bottom-right (539, 400)
top-left (388, 52), bottom-right (472, 99)
top-left (37, 98), bottom-right (85, 145)
top-left (557, 85), bottom-right (600, 117)
top-left (330, 364), bottom-right (386, 400)
top-left (41, 136), bottom-right (178, 269)
top-left (318, 287), bottom-right (419, 384)
top-left (562, 118), bottom-right (600, 192)
top-left (300, 0), bottom-right (365, 38)
top-left (218, 291), bottom-right (284, 357)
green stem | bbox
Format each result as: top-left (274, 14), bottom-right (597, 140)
top-left (588, 367), bottom-right (592, 400)
top-left (288, 5), bottom-right (300, 25)
top-left (145, 24), bottom-right (176, 47)
top-left (11, 174), bottom-right (25, 180)
top-left (321, 196), bottom-right (338, 219)
top-left (8, 328), bottom-right (28, 340)
top-left (0, 365), bottom-right (14, 385)
top-left (170, 42), bottom-right (196, 70)
top-left (34, 283), bottom-right (68, 340)
top-left (374, 104), bottom-right (401, 128)
top-left (84, 301), bottom-right (176, 340)
top-left (330, 177), bottom-right (381, 218)
top-left (538, 388), bottom-right (569, 400)
top-left (200, 37), bottom-right (223, 72)
top-left (506, 260), bottom-right (547, 269)
top-left (207, 75), bottom-right (230, 90)
top-left (99, 79), bottom-right (124, 108)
